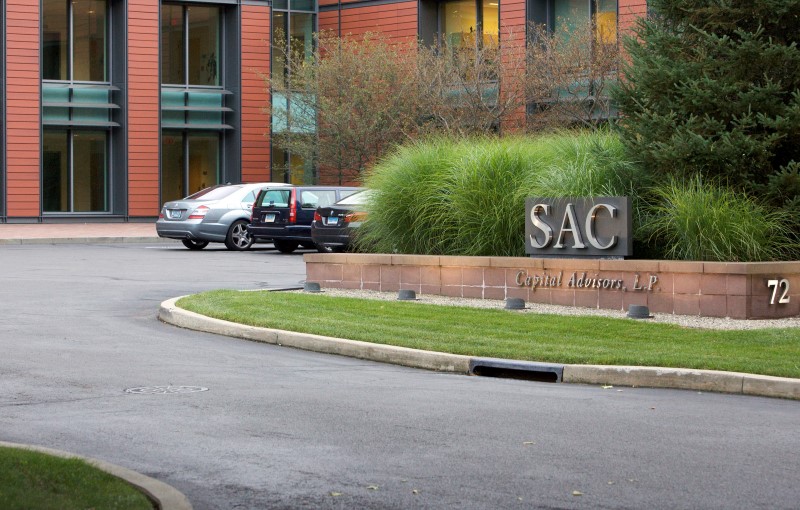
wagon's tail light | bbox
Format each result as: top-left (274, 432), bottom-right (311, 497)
top-left (188, 205), bottom-right (210, 219)
top-left (288, 191), bottom-right (297, 224)
top-left (158, 212), bottom-right (164, 219)
top-left (344, 211), bottom-right (367, 223)
top-left (313, 211), bottom-right (322, 222)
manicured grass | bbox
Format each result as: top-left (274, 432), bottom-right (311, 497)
top-left (178, 290), bottom-right (800, 379)
top-left (0, 447), bottom-right (153, 510)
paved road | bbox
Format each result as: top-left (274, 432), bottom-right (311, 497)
top-left (1, 242), bottom-right (798, 509)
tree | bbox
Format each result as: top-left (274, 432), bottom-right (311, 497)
top-left (613, 0), bottom-right (800, 208)
top-left (526, 21), bottom-right (620, 131)
top-left (267, 31), bottom-right (422, 185)
top-left (416, 30), bottom-right (528, 137)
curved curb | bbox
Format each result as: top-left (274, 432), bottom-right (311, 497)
top-left (0, 441), bottom-right (192, 510)
top-left (159, 297), bottom-right (470, 373)
top-left (159, 297), bottom-right (800, 400)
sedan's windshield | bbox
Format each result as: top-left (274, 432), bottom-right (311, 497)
top-left (186, 185), bottom-right (242, 201)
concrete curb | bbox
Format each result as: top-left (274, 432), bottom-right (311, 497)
top-left (0, 441), bottom-right (192, 510)
top-left (0, 237), bottom-right (172, 245)
top-left (159, 297), bottom-right (471, 373)
top-left (159, 297), bottom-right (800, 400)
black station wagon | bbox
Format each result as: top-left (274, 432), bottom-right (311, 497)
top-left (248, 185), bottom-right (361, 253)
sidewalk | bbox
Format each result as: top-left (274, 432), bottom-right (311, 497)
top-left (0, 223), bottom-right (162, 244)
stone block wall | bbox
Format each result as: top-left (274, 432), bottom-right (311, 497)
top-left (304, 254), bottom-right (800, 319)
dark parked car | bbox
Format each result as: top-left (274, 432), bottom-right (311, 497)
top-left (311, 189), bottom-right (372, 252)
top-left (156, 183), bottom-right (289, 250)
top-left (248, 185), bottom-right (361, 253)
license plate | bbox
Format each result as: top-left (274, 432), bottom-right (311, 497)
top-left (263, 213), bottom-right (276, 223)
top-left (327, 216), bottom-right (339, 226)
top-left (168, 210), bottom-right (182, 219)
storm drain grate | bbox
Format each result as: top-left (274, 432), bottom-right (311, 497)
top-left (125, 385), bottom-right (208, 395)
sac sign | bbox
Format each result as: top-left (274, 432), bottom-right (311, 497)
top-left (525, 197), bottom-right (632, 258)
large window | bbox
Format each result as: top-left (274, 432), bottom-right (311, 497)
top-left (532, 0), bottom-right (617, 44)
top-left (43, 130), bottom-right (108, 213)
top-left (439, 0), bottom-right (498, 48)
top-left (42, 0), bottom-right (112, 214)
top-left (161, 4), bottom-right (220, 86)
top-left (161, 132), bottom-right (220, 204)
top-left (272, 0), bottom-right (317, 182)
top-left (161, 4), bottom-right (224, 203)
top-left (43, 0), bottom-right (107, 82)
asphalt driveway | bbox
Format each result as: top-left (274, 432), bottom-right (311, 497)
top-left (1, 242), bottom-right (798, 509)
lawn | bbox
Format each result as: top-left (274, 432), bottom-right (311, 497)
top-left (178, 290), bottom-right (800, 379)
top-left (0, 447), bottom-right (153, 510)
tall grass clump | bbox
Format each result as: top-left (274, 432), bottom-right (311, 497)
top-left (641, 176), bottom-right (797, 261)
top-left (358, 131), bottom-right (644, 256)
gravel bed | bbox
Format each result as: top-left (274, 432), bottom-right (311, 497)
top-left (294, 288), bottom-right (800, 331)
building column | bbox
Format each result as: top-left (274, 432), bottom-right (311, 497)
top-left (241, 4), bottom-right (272, 183)
top-left (127, 0), bottom-right (161, 217)
top-left (5, 0), bottom-right (41, 219)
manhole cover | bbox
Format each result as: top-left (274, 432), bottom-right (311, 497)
top-left (125, 385), bottom-right (208, 395)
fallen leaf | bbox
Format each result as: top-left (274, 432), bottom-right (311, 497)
top-left (650, 407), bottom-right (656, 410)
top-left (602, 385), bottom-right (613, 389)
top-left (330, 492), bottom-right (342, 497)
top-left (572, 490), bottom-right (583, 496)
top-left (518, 497), bottom-right (523, 501)
top-left (367, 485), bottom-right (379, 491)
top-left (523, 441), bottom-right (536, 446)
top-left (412, 489), bottom-right (420, 495)
top-left (608, 481), bottom-right (615, 485)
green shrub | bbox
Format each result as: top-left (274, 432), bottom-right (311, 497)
top-left (358, 131), bottom-right (646, 256)
top-left (640, 176), bottom-right (797, 261)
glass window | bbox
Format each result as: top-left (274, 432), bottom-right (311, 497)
top-left (43, 0), bottom-right (107, 82)
top-left (299, 190), bottom-right (336, 208)
top-left (550, 0), bottom-right (617, 43)
top-left (441, 0), bottom-right (478, 49)
top-left (272, 12), bottom-right (288, 84)
top-left (42, 129), bottom-right (108, 213)
top-left (42, 130), bottom-right (69, 212)
top-left (595, 0), bottom-right (617, 44)
top-left (162, 4), bottom-right (221, 86)
top-left (188, 133), bottom-right (220, 193)
top-left (161, 132), bottom-right (221, 204)
top-left (161, 132), bottom-right (185, 203)
top-left (188, 6), bottom-right (220, 86)
top-left (73, 0), bottom-right (107, 81)
top-left (161, 4), bottom-right (185, 85)
top-left (42, 0), bottom-right (68, 81)
top-left (260, 189), bottom-right (291, 208)
top-left (430, 0), bottom-right (498, 49)
top-left (482, 2), bottom-right (499, 46)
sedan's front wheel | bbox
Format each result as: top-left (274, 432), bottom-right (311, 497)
top-left (181, 239), bottom-right (209, 250)
top-left (225, 220), bottom-right (253, 251)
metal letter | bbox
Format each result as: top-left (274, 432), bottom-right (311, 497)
top-left (553, 204), bottom-right (586, 249)
top-left (529, 204), bottom-right (553, 249)
top-left (585, 203), bottom-right (618, 250)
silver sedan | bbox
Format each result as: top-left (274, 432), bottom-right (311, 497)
top-left (156, 183), bottom-right (289, 250)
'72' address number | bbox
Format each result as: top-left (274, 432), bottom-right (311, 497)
top-left (767, 279), bottom-right (790, 305)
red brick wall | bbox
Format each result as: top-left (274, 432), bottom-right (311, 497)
top-left (5, 0), bottom-right (41, 218)
top-left (319, 1), bottom-right (418, 41)
top-left (500, 0), bottom-right (527, 133)
top-left (619, 0), bottom-right (648, 36)
top-left (127, 0), bottom-right (161, 216)
top-left (305, 254), bottom-right (800, 320)
top-left (241, 5), bottom-right (271, 183)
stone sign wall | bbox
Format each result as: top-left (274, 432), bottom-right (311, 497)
top-left (304, 254), bottom-right (800, 319)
